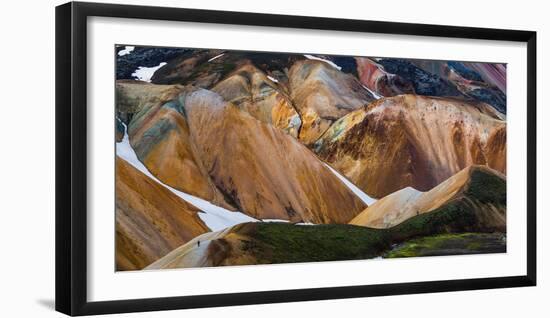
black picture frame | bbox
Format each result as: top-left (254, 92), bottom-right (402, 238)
top-left (55, 1), bottom-right (537, 316)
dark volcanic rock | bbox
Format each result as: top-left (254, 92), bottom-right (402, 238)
top-left (116, 46), bottom-right (190, 80)
top-left (376, 58), bottom-right (462, 97)
top-left (466, 87), bottom-right (507, 114)
top-left (448, 61), bottom-right (484, 82)
top-left (150, 50), bottom-right (305, 89)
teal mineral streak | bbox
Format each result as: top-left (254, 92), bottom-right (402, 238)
top-left (162, 100), bottom-right (186, 116)
top-left (127, 103), bottom-right (155, 134)
top-left (133, 117), bottom-right (176, 159)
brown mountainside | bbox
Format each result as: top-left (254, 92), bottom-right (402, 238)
top-left (315, 94), bottom-right (506, 198)
top-left (115, 156), bottom-right (208, 271)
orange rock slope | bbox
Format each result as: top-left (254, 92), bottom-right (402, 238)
top-left (115, 156), bottom-right (208, 271)
top-left (121, 81), bottom-right (234, 210)
top-left (315, 94), bottom-right (506, 198)
top-left (178, 88), bottom-right (367, 223)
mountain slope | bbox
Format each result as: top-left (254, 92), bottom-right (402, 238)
top-left (121, 83), bottom-right (234, 209)
top-left (115, 156), bottom-right (208, 271)
top-left (350, 165), bottom-right (506, 228)
top-left (314, 94), bottom-right (506, 198)
top-left (179, 88), bottom-right (367, 223)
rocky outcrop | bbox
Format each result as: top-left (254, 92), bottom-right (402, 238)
top-left (314, 95), bottom-right (506, 198)
top-left (350, 165), bottom-right (506, 229)
top-left (150, 49), bottom-right (227, 87)
top-left (212, 63), bottom-right (301, 137)
top-left (355, 57), bottom-right (414, 97)
top-left (374, 58), bottom-right (462, 97)
top-left (412, 60), bottom-right (506, 94)
top-left (150, 49), bottom-right (304, 90)
top-left (116, 46), bottom-right (190, 80)
top-left (116, 80), bottom-right (185, 122)
top-left (356, 58), bottom-right (507, 113)
top-left (288, 60), bottom-right (375, 145)
top-left (115, 156), bottom-right (208, 271)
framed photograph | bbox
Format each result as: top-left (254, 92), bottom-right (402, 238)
top-left (55, 1), bottom-right (536, 316)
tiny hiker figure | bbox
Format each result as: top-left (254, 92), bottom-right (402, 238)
top-left (197, 240), bottom-right (200, 247)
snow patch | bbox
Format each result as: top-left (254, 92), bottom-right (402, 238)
top-left (261, 219), bottom-right (290, 223)
top-left (117, 46), bottom-right (135, 56)
top-left (116, 123), bottom-right (258, 231)
top-left (362, 85), bottom-right (384, 99)
top-left (260, 219), bottom-right (317, 225)
top-left (208, 53), bottom-right (225, 62)
top-left (267, 75), bottom-right (279, 83)
top-left (324, 164), bottom-right (377, 205)
top-left (303, 54), bottom-right (342, 70)
top-left (131, 62), bottom-right (167, 82)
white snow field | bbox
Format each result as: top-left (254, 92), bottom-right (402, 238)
top-left (131, 62), bottom-right (167, 82)
top-left (117, 46), bottom-right (135, 56)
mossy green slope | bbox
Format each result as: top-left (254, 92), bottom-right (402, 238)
top-left (385, 233), bottom-right (506, 258)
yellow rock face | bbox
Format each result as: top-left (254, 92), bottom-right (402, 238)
top-left (115, 156), bottom-right (208, 271)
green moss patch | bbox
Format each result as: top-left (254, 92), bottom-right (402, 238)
top-left (247, 223), bottom-right (390, 264)
top-left (465, 168), bottom-right (506, 205)
top-left (385, 232), bottom-right (506, 258)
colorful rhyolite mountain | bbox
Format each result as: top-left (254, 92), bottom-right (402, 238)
top-left (120, 83), bottom-right (367, 223)
top-left (115, 47), bottom-right (507, 270)
top-left (314, 94), bottom-right (506, 198)
top-left (172, 87), bottom-right (367, 222)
